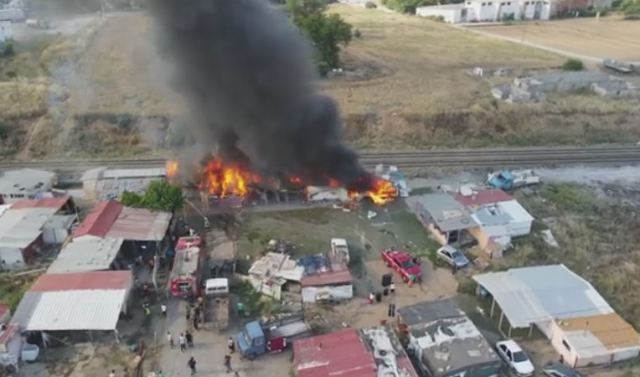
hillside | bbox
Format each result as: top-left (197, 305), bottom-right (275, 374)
top-left (0, 7), bottom-right (639, 159)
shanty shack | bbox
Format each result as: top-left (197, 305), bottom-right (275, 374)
top-left (398, 299), bottom-right (501, 377)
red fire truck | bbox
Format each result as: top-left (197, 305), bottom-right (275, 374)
top-left (169, 236), bottom-right (203, 298)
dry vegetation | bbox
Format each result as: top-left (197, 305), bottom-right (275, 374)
top-left (471, 15), bottom-right (640, 62)
top-left (1, 7), bottom-right (640, 159)
top-left (327, 5), bottom-right (640, 149)
top-left (497, 184), bottom-right (640, 329)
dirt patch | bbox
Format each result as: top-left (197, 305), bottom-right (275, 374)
top-left (471, 16), bottom-right (640, 62)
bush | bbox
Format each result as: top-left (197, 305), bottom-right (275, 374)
top-left (365, 1), bottom-right (377, 8)
top-left (562, 58), bottom-right (584, 71)
top-left (620, 0), bottom-right (640, 18)
top-left (0, 40), bottom-right (14, 57)
top-left (353, 28), bottom-right (362, 38)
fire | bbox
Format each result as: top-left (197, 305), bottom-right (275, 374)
top-left (199, 158), bottom-right (259, 198)
top-left (366, 179), bottom-right (398, 205)
top-left (350, 178), bottom-right (398, 205)
top-left (166, 160), bottom-right (179, 179)
top-left (289, 176), bottom-right (303, 186)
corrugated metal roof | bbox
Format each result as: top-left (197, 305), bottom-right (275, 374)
top-left (294, 328), bottom-right (376, 377)
top-left (11, 196), bottom-right (70, 210)
top-left (473, 265), bottom-right (613, 328)
top-left (30, 271), bottom-right (133, 292)
top-left (301, 270), bottom-right (353, 287)
top-left (106, 207), bottom-right (171, 241)
top-left (25, 290), bottom-right (128, 331)
top-left (454, 190), bottom-right (513, 208)
top-left (407, 194), bottom-right (478, 232)
top-left (0, 207), bottom-right (57, 249)
top-left (73, 201), bottom-right (123, 238)
top-left (0, 169), bottom-right (55, 194)
top-left (47, 237), bottom-right (124, 273)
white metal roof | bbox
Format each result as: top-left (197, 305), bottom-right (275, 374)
top-left (47, 237), bottom-right (124, 273)
top-left (0, 169), bottom-right (55, 194)
top-left (0, 207), bottom-right (57, 249)
top-left (81, 167), bottom-right (166, 182)
top-left (498, 200), bottom-right (534, 223)
top-left (25, 289), bottom-right (129, 331)
top-left (473, 264), bottom-right (613, 328)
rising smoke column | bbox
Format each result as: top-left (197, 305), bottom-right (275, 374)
top-left (150, 0), bottom-right (374, 190)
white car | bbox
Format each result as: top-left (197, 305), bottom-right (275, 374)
top-left (496, 340), bottom-right (535, 377)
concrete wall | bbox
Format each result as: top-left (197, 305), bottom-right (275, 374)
top-left (548, 320), bottom-right (640, 367)
top-left (507, 220), bottom-right (532, 237)
top-left (416, 7), bottom-right (462, 23)
top-left (0, 20), bottom-right (12, 43)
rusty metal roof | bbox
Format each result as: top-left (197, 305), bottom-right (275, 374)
top-left (106, 206), bottom-right (171, 241)
top-left (293, 328), bottom-right (376, 377)
top-left (300, 270), bottom-right (353, 287)
top-left (454, 189), bottom-right (513, 208)
top-left (73, 201), bottom-right (123, 238)
top-left (30, 271), bottom-right (132, 291)
top-left (11, 196), bottom-right (71, 210)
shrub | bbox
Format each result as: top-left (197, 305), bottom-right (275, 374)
top-left (562, 58), bottom-right (584, 71)
top-left (365, 1), bottom-right (377, 8)
top-left (353, 28), bottom-right (362, 38)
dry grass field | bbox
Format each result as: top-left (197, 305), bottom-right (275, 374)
top-left (469, 16), bottom-right (640, 62)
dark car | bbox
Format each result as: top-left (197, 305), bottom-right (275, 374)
top-left (542, 362), bottom-right (587, 377)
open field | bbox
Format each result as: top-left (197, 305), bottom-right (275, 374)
top-left (468, 16), bottom-right (640, 62)
top-left (1, 7), bottom-right (640, 159)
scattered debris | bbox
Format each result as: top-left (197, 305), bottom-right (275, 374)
top-left (603, 58), bottom-right (634, 74)
top-left (541, 229), bottom-right (559, 248)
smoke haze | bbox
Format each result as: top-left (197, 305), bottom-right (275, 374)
top-left (150, 0), bottom-right (373, 190)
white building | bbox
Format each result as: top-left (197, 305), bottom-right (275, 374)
top-left (474, 265), bottom-right (640, 367)
top-left (0, 169), bottom-right (56, 204)
top-left (416, 0), bottom-right (550, 23)
top-left (81, 167), bottom-right (167, 201)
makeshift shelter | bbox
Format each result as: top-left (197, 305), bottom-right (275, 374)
top-left (47, 237), bottom-right (124, 273)
top-left (11, 271), bottom-right (133, 340)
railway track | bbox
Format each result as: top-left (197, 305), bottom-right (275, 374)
top-left (1, 145), bottom-right (639, 172)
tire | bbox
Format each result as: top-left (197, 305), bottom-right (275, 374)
top-left (248, 353), bottom-right (256, 361)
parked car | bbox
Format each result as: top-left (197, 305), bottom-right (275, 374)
top-left (436, 245), bottom-right (469, 269)
top-left (542, 362), bottom-right (586, 377)
top-left (496, 340), bottom-right (535, 377)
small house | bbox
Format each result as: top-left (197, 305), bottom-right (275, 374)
top-left (474, 264), bottom-right (640, 366)
top-left (300, 269), bottom-right (353, 303)
top-left (397, 299), bottom-right (501, 377)
top-left (407, 193), bottom-right (478, 245)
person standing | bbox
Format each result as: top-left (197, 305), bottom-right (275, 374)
top-left (186, 330), bottom-right (193, 348)
top-left (368, 292), bottom-right (375, 305)
top-left (224, 354), bottom-right (232, 373)
top-left (389, 282), bottom-right (396, 295)
top-left (227, 337), bottom-right (235, 353)
top-left (109, 370), bottom-right (116, 377)
top-left (193, 316), bottom-right (199, 331)
top-left (167, 331), bottom-right (174, 349)
top-left (179, 333), bottom-right (186, 352)
top-left (161, 304), bottom-right (167, 317)
top-left (188, 357), bottom-right (197, 375)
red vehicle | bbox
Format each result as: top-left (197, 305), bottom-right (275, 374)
top-left (169, 236), bottom-right (203, 298)
top-left (381, 248), bottom-right (422, 285)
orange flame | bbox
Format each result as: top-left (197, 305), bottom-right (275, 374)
top-left (166, 160), bottom-right (179, 179)
top-left (289, 176), bottom-right (303, 186)
top-left (349, 178), bottom-right (398, 205)
top-left (199, 158), bottom-right (259, 198)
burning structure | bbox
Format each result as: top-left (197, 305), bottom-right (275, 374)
top-left (152, 0), bottom-right (396, 207)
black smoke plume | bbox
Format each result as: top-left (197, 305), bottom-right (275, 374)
top-left (150, 0), bottom-right (375, 191)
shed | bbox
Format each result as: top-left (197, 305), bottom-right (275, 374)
top-left (11, 271), bottom-right (133, 336)
top-left (47, 237), bottom-right (124, 273)
top-left (300, 269), bottom-right (353, 303)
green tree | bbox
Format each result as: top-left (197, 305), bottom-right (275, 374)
top-left (620, 0), bottom-right (640, 18)
top-left (121, 181), bottom-right (184, 212)
top-left (287, 0), bottom-right (353, 75)
top-left (562, 58), bottom-right (584, 71)
top-left (120, 190), bottom-right (144, 207)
